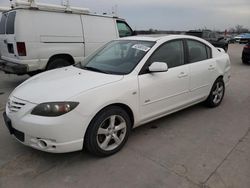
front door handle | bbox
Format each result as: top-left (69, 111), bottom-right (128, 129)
top-left (178, 72), bottom-right (188, 78)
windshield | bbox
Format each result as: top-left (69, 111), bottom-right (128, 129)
top-left (79, 40), bottom-right (155, 75)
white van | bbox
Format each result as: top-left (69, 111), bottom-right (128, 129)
top-left (0, 2), bottom-right (134, 75)
top-left (0, 13), bottom-right (1, 59)
top-left (0, 7), bottom-right (10, 59)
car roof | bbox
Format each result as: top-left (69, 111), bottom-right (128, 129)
top-left (120, 34), bottom-right (206, 42)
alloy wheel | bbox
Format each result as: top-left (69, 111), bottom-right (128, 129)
top-left (96, 115), bottom-right (127, 151)
top-left (212, 82), bottom-right (224, 104)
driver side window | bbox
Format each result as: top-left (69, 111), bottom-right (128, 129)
top-left (148, 40), bottom-right (184, 69)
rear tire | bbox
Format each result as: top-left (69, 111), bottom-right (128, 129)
top-left (223, 45), bottom-right (228, 52)
top-left (205, 78), bottom-right (225, 108)
top-left (47, 58), bottom-right (71, 70)
top-left (84, 106), bottom-right (131, 157)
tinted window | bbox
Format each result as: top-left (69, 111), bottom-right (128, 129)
top-left (0, 13), bottom-right (7, 34)
top-left (148, 40), bottom-right (184, 69)
top-left (117, 21), bottom-right (133, 37)
top-left (6, 12), bottom-right (16, 34)
top-left (206, 46), bottom-right (212, 58)
top-left (187, 40), bottom-right (208, 63)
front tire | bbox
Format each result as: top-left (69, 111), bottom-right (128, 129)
top-left (84, 106), bottom-right (131, 157)
top-left (205, 78), bottom-right (225, 107)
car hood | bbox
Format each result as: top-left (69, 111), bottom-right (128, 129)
top-left (12, 66), bottom-right (124, 104)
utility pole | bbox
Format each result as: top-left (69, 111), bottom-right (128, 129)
top-left (111, 4), bottom-right (118, 16)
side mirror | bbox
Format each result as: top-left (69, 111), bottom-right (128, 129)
top-left (148, 62), bottom-right (168, 73)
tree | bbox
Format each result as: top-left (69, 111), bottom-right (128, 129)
top-left (235, 25), bottom-right (249, 34)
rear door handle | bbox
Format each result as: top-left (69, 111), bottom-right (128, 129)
top-left (208, 65), bottom-right (215, 70)
top-left (178, 72), bottom-right (188, 78)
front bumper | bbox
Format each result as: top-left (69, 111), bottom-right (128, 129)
top-left (3, 112), bottom-right (25, 142)
top-left (4, 97), bottom-right (90, 153)
top-left (0, 59), bottom-right (28, 75)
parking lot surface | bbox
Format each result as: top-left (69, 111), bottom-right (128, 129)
top-left (0, 44), bottom-right (249, 188)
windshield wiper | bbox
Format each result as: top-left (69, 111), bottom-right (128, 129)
top-left (83, 66), bottom-right (109, 74)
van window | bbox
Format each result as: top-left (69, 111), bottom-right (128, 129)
top-left (0, 13), bottom-right (7, 34)
top-left (6, 12), bottom-right (16, 34)
top-left (117, 21), bottom-right (133, 37)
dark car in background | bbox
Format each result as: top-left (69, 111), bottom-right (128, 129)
top-left (242, 42), bottom-right (250, 64)
top-left (186, 30), bottom-right (229, 52)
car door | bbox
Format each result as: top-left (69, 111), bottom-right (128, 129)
top-left (0, 11), bottom-right (16, 60)
top-left (186, 39), bottom-right (217, 101)
top-left (0, 12), bottom-right (8, 57)
top-left (138, 40), bottom-right (189, 123)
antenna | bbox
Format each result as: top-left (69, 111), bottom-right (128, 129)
top-left (61, 0), bottom-right (71, 11)
top-left (114, 4), bottom-right (118, 16)
top-left (61, 0), bottom-right (70, 7)
top-left (29, 0), bottom-right (38, 8)
top-left (9, 0), bottom-right (14, 9)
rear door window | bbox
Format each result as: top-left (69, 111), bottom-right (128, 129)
top-left (6, 11), bottom-right (16, 34)
top-left (187, 40), bottom-right (208, 63)
top-left (0, 13), bottom-right (7, 34)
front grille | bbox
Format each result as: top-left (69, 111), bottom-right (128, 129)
top-left (7, 97), bottom-right (26, 113)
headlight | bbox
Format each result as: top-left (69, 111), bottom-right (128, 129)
top-left (31, 102), bottom-right (79, 117)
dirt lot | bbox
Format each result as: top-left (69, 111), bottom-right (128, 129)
top-left (0, 44), bottom-right (249, 188)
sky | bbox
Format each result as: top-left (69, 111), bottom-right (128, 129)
top-left (0, 0), bottom-right (249, 31)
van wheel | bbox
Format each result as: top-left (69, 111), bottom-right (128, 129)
top-left (47, 58), bottom-right (71, 70)
top-left (84, 106), bottom-right (131, 157)
top-left (205, 78), bottom-right (225, 107)
top-left (27, 70), bottom-right (41, 77)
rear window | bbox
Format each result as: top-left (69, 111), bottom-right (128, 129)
top-left (0, 11), bottom-right (16, 34)
top-left (0, 13), bottom-right (7, 34)
top-left (6, 12), bottom-right (16, 34)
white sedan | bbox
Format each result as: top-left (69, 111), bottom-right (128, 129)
top-left (3, 35), bottom-right (231, 156)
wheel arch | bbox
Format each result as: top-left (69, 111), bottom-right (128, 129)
top-left (213, 75), bottom-right (224, 87)
top-left (208, 75), bottom-right (224, 95)
top-left (217, 75), bottom-right (224, 81)
top-left (91, 103), bottom-right (135, 129)
top-left (46, 54), bottom-right (75, 69)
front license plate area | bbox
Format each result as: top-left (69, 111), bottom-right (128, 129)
top-left (3, 112), bottom-right (25, 142)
